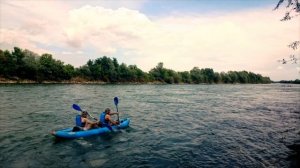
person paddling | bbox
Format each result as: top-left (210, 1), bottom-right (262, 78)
top-left (81, 111), bottom-right (100, 130)
top-left (100, 108), bottom-right (119, 126)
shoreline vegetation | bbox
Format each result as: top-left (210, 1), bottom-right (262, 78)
top-left (274, 80), bottom-right (300, 84)
top-left (0, 47), bottom-right (280, 84)
top-left (0, 77), bottom-right (299, 84)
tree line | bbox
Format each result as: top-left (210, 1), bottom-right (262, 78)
top-left (277, 80), bottom-right (300, 84)
top-left (0, 47), bottom-right (272, 84)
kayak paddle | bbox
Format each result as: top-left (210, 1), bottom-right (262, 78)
top-left (72, 104), bottom-right (97, 120)
top-left (114, 97), bottom-right (119, 122)
top-left (72, 104), bottom-right (82, 112)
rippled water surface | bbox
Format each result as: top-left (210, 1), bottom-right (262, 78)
top-left (0, 84), bottom-right (299, 167)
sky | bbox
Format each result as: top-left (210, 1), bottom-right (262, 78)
top-left (0, 0), bottom-right (299, 81)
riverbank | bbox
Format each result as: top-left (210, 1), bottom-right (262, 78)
top-left (3, 77), bottom-right (298, 85)
top-left (0, 77), bottom-right (105, 84)
top-left (0, 79), bottom-right (271, 84)
top-left (0, 77), bottom-right (167, 84)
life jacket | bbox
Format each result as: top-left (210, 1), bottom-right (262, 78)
top-left (99, 112), bottom-right (113, 131)
top-left (75, 115), bottom-right (85, 127)
top-left (100, 112), bottom-right (109, 124)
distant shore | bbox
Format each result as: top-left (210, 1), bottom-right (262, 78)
top-left (0, 78), bottom-right (105, 84)
top-left (0, 77), bottom-right (165, 84)
top-left (1, 77), bottom-right (299, 85)
top-left (0, 47), bottom-right (273, 85)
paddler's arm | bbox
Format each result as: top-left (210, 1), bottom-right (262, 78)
top-left (83, 118), bottom-right (98, 124)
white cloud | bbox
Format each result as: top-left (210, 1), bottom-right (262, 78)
top-left (277, 66), bottom-right (283, 70)
top-left (0, 28), bottom-right (49, 54)
top-left (62, 50), bottom-right (84, 55)
top-left (64, 6), bottom-right (155, 54)
top-left (0, 1), bottom-right (299, 80)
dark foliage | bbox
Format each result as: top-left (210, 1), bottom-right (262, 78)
top-left (0, 47), bottom-right (272, 84)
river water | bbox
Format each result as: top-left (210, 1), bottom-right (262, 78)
top-left (0, 84), bottom-right (299, 167)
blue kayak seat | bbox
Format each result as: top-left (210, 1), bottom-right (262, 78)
top-left (75, 115), bottom-right (82, 127)
top-left (73, 115), bottom-right (84, 132)
top-left (99, 112), bottom-right (106, 124)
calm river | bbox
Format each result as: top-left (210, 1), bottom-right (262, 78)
top-left (0, 84), bottom-right (299, 167)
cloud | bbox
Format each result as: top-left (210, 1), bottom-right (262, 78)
top-left (0, 1), bottom-right (299, 80)
top-left (0, 28), bottom-right (49, 54)
top-left (62, 50), bottom-right (84, 55)
top-left (277, 66), bottom-right (283, 70)
top-left (64, 6), bottom-right (155, 54)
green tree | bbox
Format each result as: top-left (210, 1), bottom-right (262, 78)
top-left (118, 63), bottom-right (131, 82)
top-left (12, 47), bottom-right (26, 78)
top-left (77, 65), bottom-right (92, 79)
top-left (201, 68), bottom-right (215, 83)
top-left (38, 54), bottom-right (67, 81)
top-left (22, 49), bottom-right (39, 80)
top-left (237, 71), bottom-right (249, 83)
top-left (87, 59), bottom-right (101, 80)
top-left (97, 56), bottom-right (117, 82)
top-left (149, 62), bottom-right (167, 82)
top-left (167, 69), bottom-right (181, 84)
top-left (228, 71), bottom-right (239, 83)
top-left (190, 67), bottom-right (204, 84)
top-left (0, 49), bottom-right (16, 77)
top-left (63, 64), bottom-right (75, 80)
top-left (213, 72), bottom-right (221, 83)
top-left (179, 71), bottom-right (191, 83)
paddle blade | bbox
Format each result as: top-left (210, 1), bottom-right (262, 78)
top-left (72, 104), bottom-right (82, 112)
top-left (114, 97), bottom-right (119, 106)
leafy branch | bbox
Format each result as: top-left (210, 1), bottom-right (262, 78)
top-left (274, 0), bottom-right (299, 65)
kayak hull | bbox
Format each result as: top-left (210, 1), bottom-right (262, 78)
top-left (51, 118), bottom-right (130, 139)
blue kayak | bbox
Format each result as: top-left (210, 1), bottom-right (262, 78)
top-left (51, 118), bottom-right (130, 139)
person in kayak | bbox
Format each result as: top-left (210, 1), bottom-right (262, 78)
top-left (100, 108), bottom-right (119, 126)
top-left (81, 111), bottom-right (100, 130)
